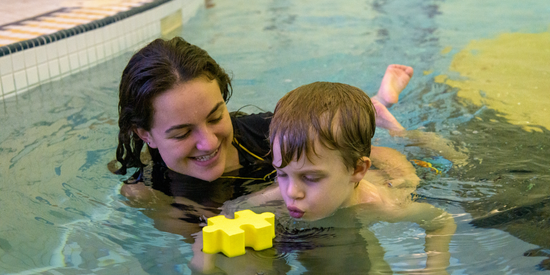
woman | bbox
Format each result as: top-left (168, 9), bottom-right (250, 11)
top-left (115, 36), bottom-right (413, 214)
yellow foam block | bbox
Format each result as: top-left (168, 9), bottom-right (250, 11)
top-left (202, 209), bottom-right (275, 257)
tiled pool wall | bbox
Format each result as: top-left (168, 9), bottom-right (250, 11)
top-left (0, 0), bottom-right (203, 100)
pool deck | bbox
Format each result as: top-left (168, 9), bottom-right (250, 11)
top-left (0, 0), bottom-right (203, 99)
top-left (0, 0), bottom-right (156, 48)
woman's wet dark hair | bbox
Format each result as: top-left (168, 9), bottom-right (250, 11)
top-left (115, 37), bottom-right (232, 175)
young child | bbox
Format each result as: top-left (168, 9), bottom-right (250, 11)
top-left (190, 81), bottom-right (457, 274)
top-left (228, 81), bottom-right (457, 273)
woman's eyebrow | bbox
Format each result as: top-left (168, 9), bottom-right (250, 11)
top-left (164, 101), bottom-right (224, 134)
top-left (207, 102), bottom-right (225, 117)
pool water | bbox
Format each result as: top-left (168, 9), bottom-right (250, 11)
top-left (1, 0), bottom-right (550, 274)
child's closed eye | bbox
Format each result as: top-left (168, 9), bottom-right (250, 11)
top-left (302, 175), bottom-right (322, 183)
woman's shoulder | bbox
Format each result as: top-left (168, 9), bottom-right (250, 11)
top-left (231, 112), bottom-right (273, 160)
top-left (231, 111), bottom-right (273, 127)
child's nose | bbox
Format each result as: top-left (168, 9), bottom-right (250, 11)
top-left (286, 179), bottom-right (305, 200)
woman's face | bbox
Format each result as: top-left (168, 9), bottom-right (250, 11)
top-left (136, 77), bottom-right (236, 181)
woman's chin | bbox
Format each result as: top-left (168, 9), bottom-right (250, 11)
top-left (168, 165), bottom-right (224, 182)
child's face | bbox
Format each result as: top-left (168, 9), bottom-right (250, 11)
top-left (272, 137), bottom-right (362, 221)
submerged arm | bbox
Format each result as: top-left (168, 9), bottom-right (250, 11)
top-left (220, 183), bottom-right (283, 215)
top-left (401, 202), bottom-right (457, 274)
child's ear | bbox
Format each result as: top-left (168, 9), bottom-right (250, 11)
top-left (351, 156), bottom-right (371, 183)
top-left (133, 127), bottom-right (158, 148)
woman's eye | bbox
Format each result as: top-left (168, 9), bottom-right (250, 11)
top-left (209, 115), bottom-right (223, 123)
top-left (174, 131), bottom-right (191, 140)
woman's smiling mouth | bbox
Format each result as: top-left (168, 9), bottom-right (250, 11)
top-left (191, 147), bottom-right (220, 164)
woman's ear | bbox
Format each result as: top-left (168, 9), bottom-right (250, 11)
top-left (133, 127), bottom-right (157, 148)
top-left (351, 156), bottom-right (371, 183)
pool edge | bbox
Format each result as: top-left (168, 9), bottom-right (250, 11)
top-left (0, 0), bottom-right (204, 100)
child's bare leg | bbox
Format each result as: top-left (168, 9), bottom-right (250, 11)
top-left (373, 99), bottom-right (405, 132)
top-left (372, 64), bottom-right (414, 107)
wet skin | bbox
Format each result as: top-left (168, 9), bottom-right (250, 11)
top-left (272, 137), bottom-right (367, 221)
top-left (135, 77), bottom-right (240, 182)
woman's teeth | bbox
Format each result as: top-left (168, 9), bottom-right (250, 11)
top-left (195, 149), bottom-right (218, 161)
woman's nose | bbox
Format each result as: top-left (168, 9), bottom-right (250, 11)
top-left (195, 126), bottom-right (218, 151)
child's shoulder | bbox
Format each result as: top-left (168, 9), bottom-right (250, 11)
top-left (367, 146), bottom-right (420, 189)
top-left (357, 180), bottom-right (411, 208)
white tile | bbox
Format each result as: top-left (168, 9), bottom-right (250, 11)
top-left (145, 24), bottom-right (153, 40)
top-left (59, 56), bottom-right (70, 74)
top-left (13, 70), bottom-right (27, 90)
top-left (57, 39), bottom-right (68, 57)
top-left (115, 21), bottom-right (124, 38)
top-left (119, 37), bottom-right (127, 54)
top-left (104, 41), bottom-right (113, 58)
top-left (11, 51), bottom-right (26, 71)
top-left (112, 38), bottom-right (121, 56)
top-left (24, 48), bottom-right (37, 68)
top-left (93, 28), bottom-right (104, 45)
top-left (66, 36), bottom-right (78, 53)
top-left (87, 48), bottom-right (97, 64)
top-left (85, 32), bottom-right (95, 47)
top-left (104, 24), bottom-right (114, 41)
top-left (35, 45), bottom-right (48, 64)
top-left (135, 29), bottom-right (142, 46)
top-left (136, 27), bottom-right (144, 44)
top-left (159, 2), bottom-right (171, 17)
top-left (132, 14), bottom-right (143, 28)
top-left (26, 67), bottom-right (39, 86)
top-left (107, 24), bottom-right (117, 40)
top-left (125, 32), bottom-right (135, 49)
top-left (1, 74), bottom-right (15, 94)
top-left (152, 22), bottom-right (160, 37)
top-left (122, 18), bottom-right (131, 34)
top-left (48, 59), bottom-right (60, 78)
top-left (69, 53), bottom-right (79, 71)
top-left (0, 55), bottom-right (13, 74)
top-left (37, 63), bottom-right (49, 82)
top-left (78, 50), bottom-right (88, 68)
top-left (135, 30), bottom-right (142, 47)
top-left (76, 33), bottom-right (87, 51)
top-left (141, 9), bottom-right (152, 25)
top-left (96, 44), bottom-right (105, 61)
top-left (45, 42), bottom-right (58, 60)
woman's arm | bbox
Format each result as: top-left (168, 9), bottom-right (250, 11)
top-left (220, 183), bottom-right (282, 216)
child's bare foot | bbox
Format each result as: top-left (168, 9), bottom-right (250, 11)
top-left (373, 64), bottom-right (414, 107)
